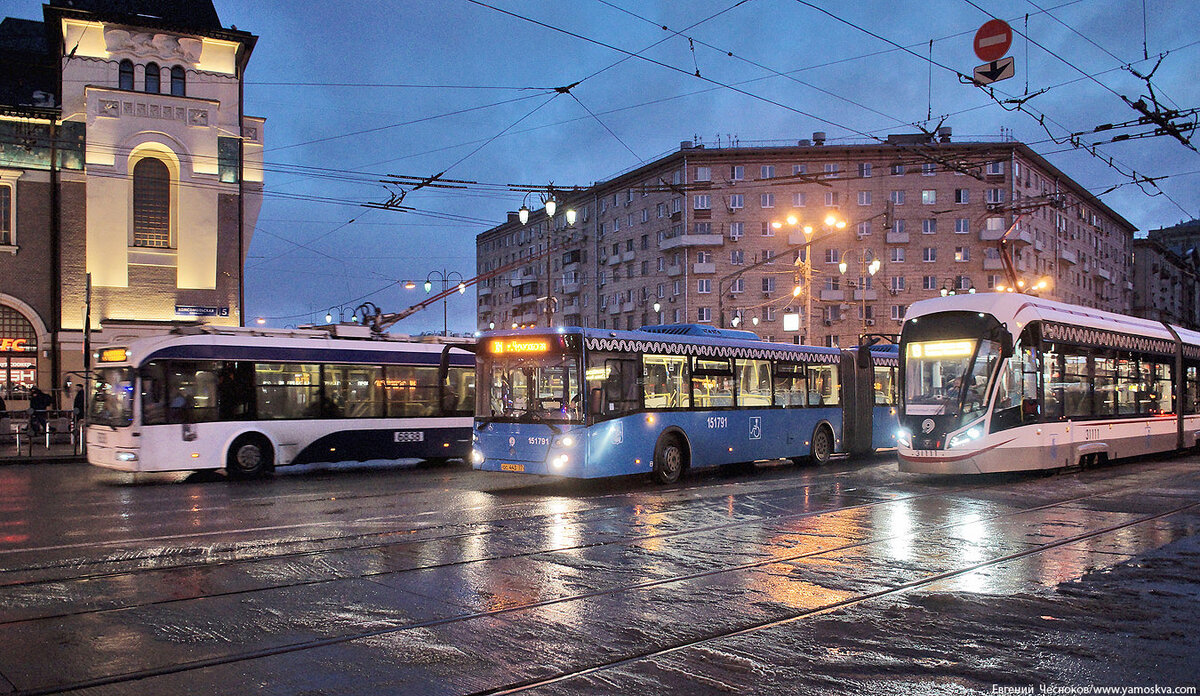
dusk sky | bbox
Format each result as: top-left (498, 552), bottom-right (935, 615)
top-left (13, 0), bottom-right (1200, 334)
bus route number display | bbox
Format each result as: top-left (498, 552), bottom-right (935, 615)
top-left (489, 338), bottom-right (550, 354)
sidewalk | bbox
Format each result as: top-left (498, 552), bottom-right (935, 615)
top-left (0, 439), bottom-right (87, 463)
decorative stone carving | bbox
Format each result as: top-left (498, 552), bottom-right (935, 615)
top-left (99, 99), bottom-right (120, 117)
top-left (187, 109), bottom-right (209, 126)
top-left (105, 29), bottom-right (202, 63)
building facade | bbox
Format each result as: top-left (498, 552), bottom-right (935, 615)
top-left (476, 132), bottom-right (1137, 346)
top-left (1131, 238), bottom-right (1200, 329)
top-left (0, 1), bottom-right (262, 408)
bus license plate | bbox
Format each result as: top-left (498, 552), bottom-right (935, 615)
top-left (500, 463), bottom-right (525, 472)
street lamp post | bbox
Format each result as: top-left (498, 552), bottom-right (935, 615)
top-left (425, 270), bottom-right (466, 336)
top-left (518, 188), bottom-right (576, 328)
top-left (838, 250), bottom-right (882, 337)
top-left (761, 213), bottom-right (847, 343)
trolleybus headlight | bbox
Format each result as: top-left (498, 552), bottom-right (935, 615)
top-left (948, 426), bottom-right (984, 449)
top-left (552, 454), bottom-right (569, 469)
top-left (560, 435), bottom-right (575, 447)
top-left (471, 449), bottom-right (485, 465)
top-left (115, 451), bottom-right (139, 462)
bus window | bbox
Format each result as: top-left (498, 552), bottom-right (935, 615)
top-left (692, 358), bottom-right (733, 408)
top-left (735, 359), bottom-right (771, 407)
top-left (325, 364), bottom-right (383, 418)
top-left (873, 366), bottom-right (896, 405)
top-left (773, 363), bottom-right (805, 407)
top-left (643, 354), bottom-right (688, 409)
top-left (256, 363), bottom-right (321, 420)
top-left (807, 364), bottom-right (839, 406)
top-left (386, 365), bottom-right (439, 417)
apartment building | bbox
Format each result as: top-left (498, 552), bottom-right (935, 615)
top-left (475, 131), bottom-right (1137, 346)
top-left (1131, 238), bottom-right (1200, 329)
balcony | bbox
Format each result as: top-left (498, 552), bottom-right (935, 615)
top-left (820, 289), bottom-right (846, 301)
top-left (608, 304), bottom-right (621, 315)
top-left (660, 233), bottom-right (724, 250)
top-left (1059, 248), bottom-right (1078, 265)
top-left (666, 265), bottom-right (684, 277)
top-left (621, 250), bottom-right (636, 262)
top-left (886, 232), bottom-right (909, 244)
top-left (693, 262), bottom-right (716, 274)
top-left (621, 301), bottom-right (637, 313)
top-left (979, 226), bottom-right (1006, 241)
top-left (983, 257), bottom-right (1005, 270)
top-left (509, 272), bottom-right (535, 287)
top-left (562, 281), bottom-right (580, 295)
top-left (477, 285), bottom-right (492, 296)
top-left (1097, 266), bottom-right (1112, 281)
top-left (606, 255), bottom-right (621, 266)
top-left (853, 289), bottom-right (877, 301)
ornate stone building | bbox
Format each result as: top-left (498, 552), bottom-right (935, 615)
top-left (475, 132), bottom-right (1137, 346)
top-left (0, 0), bottom-right (262, 407)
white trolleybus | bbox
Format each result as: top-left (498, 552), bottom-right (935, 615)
top-left (472, 324), bottom-right (899, 483)
top-left (87, 325), bottom-right (475, 478)
top-left (897, 293), bottom-right (1200, 474)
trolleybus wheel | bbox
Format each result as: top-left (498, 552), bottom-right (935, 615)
top-left (653, 435), bottom-right (687, 485)
top-left (809, 425), bottom-right (833, 466)
top-left (227, 434), bottom-right (274, 480)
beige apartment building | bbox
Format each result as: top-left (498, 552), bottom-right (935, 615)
top-left (476, 131), bottom-right (1136, 346)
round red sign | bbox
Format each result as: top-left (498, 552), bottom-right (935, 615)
top-left (974, 19), bottom-right (1013, 62)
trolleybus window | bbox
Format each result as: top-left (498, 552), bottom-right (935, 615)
top-left (691, 357), bottom-right (734, 407)
top-left (735, 359), bottom-right (772, 407)
top-left (325, 364), bottom-right (384, 418)
top-left (642, 354), bottom-right (688, 410)
top-left (385, 365), bottom-right (438, 417)
top-left (91, 367), bottom-right (134, 427)
top-left (257, 363), bottom-right (321, 420)
top-left (808, 364), bottom-right (839, 406)
top-left (773, 362), bottom-right (807, 406)
top-left (874, 365), bottom-right (897, 405)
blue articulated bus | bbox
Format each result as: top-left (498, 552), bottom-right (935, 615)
top-left (472, 324), bottom-right (893, 483)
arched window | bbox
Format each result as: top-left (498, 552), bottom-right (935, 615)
top-left (118, 59), bottom-right (134, 90)
top-left (144, 62), bottom-right (160, 93)
top-left (0, 305), bottom-right (38, 401)
top-left (170, 66), bottom-right (186, 96)
top-left (132, 158), bottom-right (170, 248)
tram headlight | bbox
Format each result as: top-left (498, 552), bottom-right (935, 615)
top-left (948, 426), bottom-right (984, 449)
top-left (115, 451), bottom-right (139, 462)
top-left (896, 428), bottom-right (912, 448)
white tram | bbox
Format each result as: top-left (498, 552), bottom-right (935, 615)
top-left (897, 293), bottom-right (1200, 474)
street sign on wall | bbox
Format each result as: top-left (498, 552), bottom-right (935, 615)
top-left (973, 19), bottom-right (1013, 62)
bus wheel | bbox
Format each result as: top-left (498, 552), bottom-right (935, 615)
top-left (809, 426), bottom-right (833, 466)
top-left (653, 435), bottom-right (687, 485)
top-left (227, 434), bottom-right (273, 480)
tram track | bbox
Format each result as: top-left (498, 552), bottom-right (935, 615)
top-left (10, 464), bottom-right (1198, 695)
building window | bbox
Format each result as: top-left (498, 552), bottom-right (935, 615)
top-left (731, 277), bottom-right (745, 293)
top-left (697, 279), bottom-right (711, 293)
top-left (132, 158), bottom-right (171, 248)
top-left (761, 193), bottom-right (775, 208)
top-left (0, 184), bottom-right (11, 245)
top-left (986, 188), bottom-right (1005, 204)
top-left (858, 163), bottom-right (872, 178)
top-left (823, 163), bottom-right (840, 178)
top-left (891, 305), bottom-right (907, 321)
top-left (890, 276), bottom-right (905, 292)
top-left (730, 165), bottom-right (744, 180)
top-left (922, 162), bottom-right (936, 175)
top-left (923, 275), bottom-right (937, 290)
top-left (955, 247), bottom-right (970, 262)
top-left (955, 188), bottom-right (969, 204)
top-left (694, 194), bottom-right (711, 210)
top-left (825, 248), bottom-right (841, 264)
top-left (696, 250), bottom-right (712, 264)
top-left (825, 191), bottom-right (839, 207)
top-left (921, 189), bottom-right (936, 205)
top-left (119, 59), bottom-right (134, 90)
top-left (923, 247), bottom-right (937, 262)
top-left (170, 66), bottom-right (186, 96)
top-left (857, 221), bottom-right (871, 237)
top-left (891, 163), bottom-right (905, 176)
top-left (696, 166), bottom-right (711, 181)
top-left (922, 219), bottom-right (937, 235)
top-left (760, 222), bottom-right (773, 237)
top-left (760, 165), bottom-right (775, 179)
top-left (987, 161), bottom-right (1005, 175)
top-left (144, 62), bottom-right (160, 93)
top-left (892, 220), bottom-right (906, 235)
top-left (858, 191), bottom-right (871, 206)
top-left (729, 222), bottom-right (744, 240)
top-left (890, 190), bottom-right (905, 205)
top-left (0, 305), bottom-right (38, 400)
top-left (762, 277), bottom-right (776, 293)
top-left (793, 192), bottom-right (806, 207)
top-left (729, 194), bottom-right (744, 209)
top-left (731, 249), bottom-right (744, 265)
top-left (793, 164), bottom-right (808, 175)
top-left (955, 218), bottom-right (970, 234)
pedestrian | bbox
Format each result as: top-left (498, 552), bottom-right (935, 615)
top-left (29, 387), bottom-right (53, 435)
top-left (0, 393), bottom-right (6, 415)
top-left (73, 386), bottom-right (86, 425)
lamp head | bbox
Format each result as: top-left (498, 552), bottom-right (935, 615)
top-left (545, 198), bottom-right (557, 218)
top-left (518, 205), bottom-right (530, 225)
top-left (424, 280), bottom-right (433, 293)
top-left (565, 208), bottom-right (577, 225)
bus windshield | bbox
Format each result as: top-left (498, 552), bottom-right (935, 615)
top-left (479, 351), bottom-right (583, 423)
top-left (905, 338), bottom-right (1001, 419)
top-left (91, 367), bottom-right (135, 427)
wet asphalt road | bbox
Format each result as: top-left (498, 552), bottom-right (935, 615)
top-left (0, 454), bottom-right (1198, 695)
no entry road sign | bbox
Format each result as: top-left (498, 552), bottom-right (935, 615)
top-left (974, 19), bottom-right (1013, 62)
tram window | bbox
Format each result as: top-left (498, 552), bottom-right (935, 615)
top-left (1092, 356), bottom-right (1117, 417)
top-left (735, 359), bottom-right (772, 407)
top-left (1115, 356), bottom-right (1138, 415)
top-left (325, 364), bottom-right (384, 418)
top-left (1186, 365), bottom-right (1198, 415)
top-left (1149, 362), bottom-right (1172, 414)
top-left (692, 358), bottom-right (734, 407)
top-left (992, 346), bottom-right (1038, 431)
top-left (643, 354), bottom-right (688, 409)
top-left (873, 366), bottom-right (896, 405)
top-left (1042, 350), bottom-right (1063, 420)
top-left (256, 363), bottom-right (322, 420)
top-left (774, 363), bottom-right (807, 407)
top-left (1062, 353), bottom-right (1090, 418)
top-left (807, 364), bottom-right (839, 406)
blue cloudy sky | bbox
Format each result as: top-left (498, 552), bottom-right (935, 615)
top-left (10, 0), bottom-right (1200, 333)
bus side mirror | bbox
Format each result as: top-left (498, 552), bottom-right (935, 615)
top-left (589, 387), bottom-right (604, 416)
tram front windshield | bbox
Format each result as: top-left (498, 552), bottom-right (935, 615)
top-left (90, 366), bottom-right (135, 427)
top-left (905, 338), bottom-right (1001, 421)
top-left (477, 337), bottom-right (583, 424)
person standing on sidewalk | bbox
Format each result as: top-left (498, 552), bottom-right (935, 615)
top-left (29, 387), bottom-right (52, 435)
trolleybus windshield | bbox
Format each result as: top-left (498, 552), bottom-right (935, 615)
top-left (90, 366), bottom-right (135, 427)
top-left (478, 340), bottom-right (583, 424)
top-left (905, 338), bottom-right (1001, 419)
